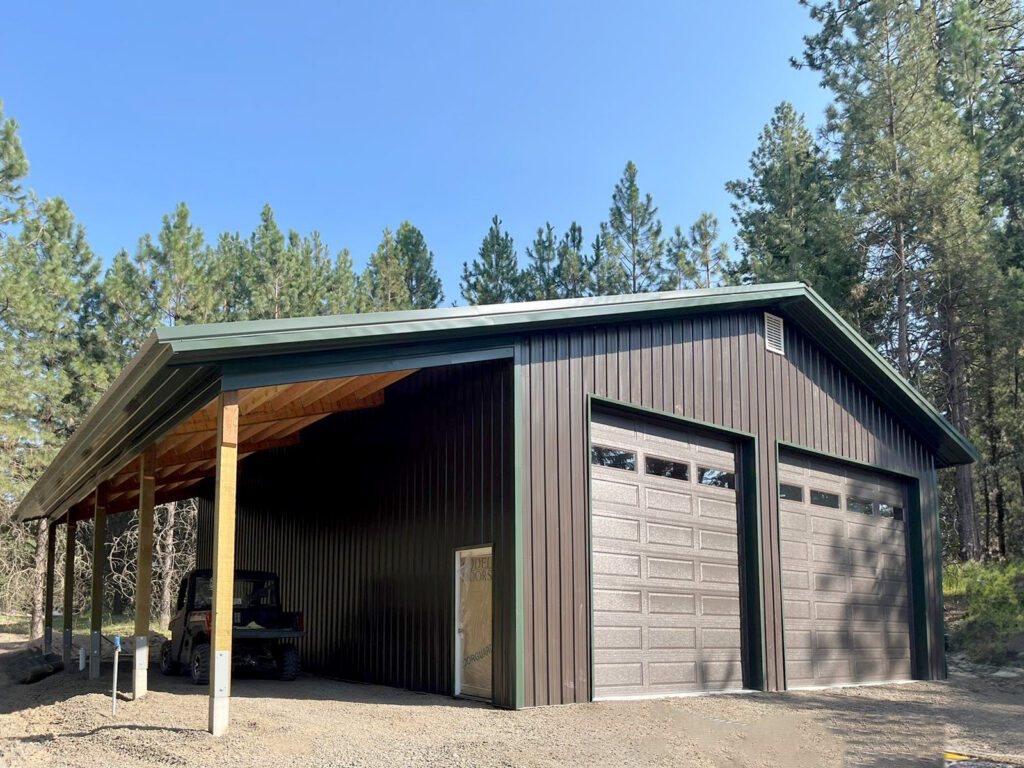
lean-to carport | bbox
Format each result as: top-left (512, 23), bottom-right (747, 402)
top-left (35, 368), bottom-right (418, 733)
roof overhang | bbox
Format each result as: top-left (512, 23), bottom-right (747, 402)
top-left (15, 283), bottom-right (977, 523)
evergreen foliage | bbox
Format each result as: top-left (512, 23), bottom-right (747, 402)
top-left (460, 215), bottom-right (522, 305)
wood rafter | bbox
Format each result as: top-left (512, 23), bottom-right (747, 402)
top-left (87, 367), bottom-right (417, 519)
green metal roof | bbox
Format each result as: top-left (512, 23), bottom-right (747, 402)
top-left (15, 282), bottom-right (977, 523)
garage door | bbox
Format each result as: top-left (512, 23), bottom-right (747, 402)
top-left (590, 411), bottom-right (744, 698)
top-left (778, 451), bottom-right (912, 688)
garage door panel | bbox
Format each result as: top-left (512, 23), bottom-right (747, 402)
top-left (648, 591), bottom-right (697, 615)
top-left (593, 551), bottom-right (642, 578)
top-left (594, 626), bottom-right (643, 649)
top-left (779, 450), bottom-right (912, 689)
top-left (781, 510), bottom-right (808, 531)
top-left (649, 626), bottom-right (697, 649)
top-left (647, 556), bottom-right (695, 581)
top-left (646, 521), bottom-right (694, 548)
top-left (697, 496), bottom-right (737, 522)
top-left (592, 514), bottom-right (641, 542)
top-left (592, 411), bottom-right (744, 698)
top-left (593, 588), bottom-right (642, 613)
top-left (592, 477), bottom-right (640, 507)
top-left (649, 661), bottom-right (698, 686)
top-left (645, 487), bottom-right (693, 515)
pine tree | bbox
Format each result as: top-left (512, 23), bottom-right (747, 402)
top-left (800, 0), bottom-right (998, 558)
top-left (592, 225), bottom-right (628, 296)
top-left (0, 197), bottom-right (103, 634)
top-left (245, 205), bottom-right (291, 320)
top-left (554, 222), bottom-right (593, 299)
top-left (520, 223), bottom-right (560, 301)
top-left (605, 161), bottom-right (664, 293)
top-left (331, 247), bottom-right (359, 314)
top-left (360, 228), bottom-right (412, 311)
top-left (663, 213), bottom-right (729, 290)
top-left (460, 215), bottom-right (522, 305)
top-left (0, 100), bottom-right (29, 233)
top-left (395, 221), bottom-right (443, 309)
top-left (724, 102), bottom-right (863, 317)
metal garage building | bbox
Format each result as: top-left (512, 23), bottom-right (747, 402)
top-left (15, 283), bottom-right (977, 734)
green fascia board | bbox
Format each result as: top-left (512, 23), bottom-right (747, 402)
top-left (15, 283), bottom-right (976, 524)
top-left (775, 286), bottom-right (979, 467)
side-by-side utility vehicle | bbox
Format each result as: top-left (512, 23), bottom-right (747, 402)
top-left (159, 569), bottom-right (304, 684)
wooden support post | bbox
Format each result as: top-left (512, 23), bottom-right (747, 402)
top-left (43, 520), bottom-right (56, 653)
top-left (62, 518), bottom-right (76, 667)
top-left (133, 447), bottom-right (156, 699)
top-left (208, 391), bottom-right (239, 736)
top-left (89, 489), bottom-right (107, 680)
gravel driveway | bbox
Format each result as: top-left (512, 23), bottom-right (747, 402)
top-left (1, 633), bottom-right (1022, 768)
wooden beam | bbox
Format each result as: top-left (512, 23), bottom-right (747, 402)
top-left (156, 434), bottom-right (302, 468)
top-left (133, 446), bottom-right (156, 699)
top-left (89, 489), bottom-right (107, 679)
top-left (44, 520), bottom-right (56, 653)
top-left (209, 391), bottom-right (239, 736)
top-left (62, 518), bottom-right (76, 667)
top-left (171, 389), bottom-right (386, 435)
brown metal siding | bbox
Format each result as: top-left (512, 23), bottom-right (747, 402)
top-left (518, 310), bottom-right (943, 706)
top-left (197, 361), bottom-right (516, 708)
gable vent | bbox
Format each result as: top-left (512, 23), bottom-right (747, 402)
top-left (764, 312), bottom-right (785, 355)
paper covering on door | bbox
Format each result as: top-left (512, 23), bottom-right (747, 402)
top-left (459, 552), bottom-right (492, 699)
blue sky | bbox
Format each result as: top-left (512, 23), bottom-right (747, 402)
top-left (2, 2), bottom-right (831, 303)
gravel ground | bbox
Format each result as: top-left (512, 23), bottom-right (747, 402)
top-left (1, 632), bottom-right (1022, 768)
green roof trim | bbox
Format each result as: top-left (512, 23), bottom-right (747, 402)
top-left (15, 282), bottom-right (977, 523)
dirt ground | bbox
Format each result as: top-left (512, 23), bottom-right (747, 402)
top-left (0, 633), bottom-right (1022, 768)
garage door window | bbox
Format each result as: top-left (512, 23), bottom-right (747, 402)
top-left (847, 497), bottom-right (874, 515)
top-left (878, 503), bottom-right (904, 521)
top-left (591, 445), bottom-right (636, 471)
top-left (698, 467), bottom-right (735, 489)
top-left (644, 455), bottom-right (689, 480)
top-left (779, 483), bottom-right (803, 502)
top-left (810, 489), bottom-right (840, 508)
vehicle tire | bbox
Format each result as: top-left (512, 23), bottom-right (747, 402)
top-left (190, 643), bottom-right (210, 686)
top-left (276, 645), bottom-right (300, 681)
top-left (159, 641), bottom-right (179, 676)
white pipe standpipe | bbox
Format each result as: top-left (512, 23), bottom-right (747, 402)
top-left (112, 636), bottom-right (121, 716)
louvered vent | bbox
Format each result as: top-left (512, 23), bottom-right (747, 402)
top-left (764, 312), bottom-right (785, 355)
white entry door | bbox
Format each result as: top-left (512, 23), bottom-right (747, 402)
top-left (455, 546), bottom-right (493, 700)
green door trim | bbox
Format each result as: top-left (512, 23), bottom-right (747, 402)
top-left (512, 352), bottom-right (526, 709)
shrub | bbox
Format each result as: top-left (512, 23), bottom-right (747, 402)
top-left (946, 560), bottom-right (1024, 665)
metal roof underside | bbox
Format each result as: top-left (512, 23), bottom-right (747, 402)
top-left (15, 283), bottom-right (978, 523)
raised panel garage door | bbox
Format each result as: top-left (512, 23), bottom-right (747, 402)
top-left (590, 411), bottom-right (744, 698)
top-left (779, 451), bottom-right (913, 688)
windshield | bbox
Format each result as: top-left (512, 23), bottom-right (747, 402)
top-left (193, 576), bottom-right (279, 610)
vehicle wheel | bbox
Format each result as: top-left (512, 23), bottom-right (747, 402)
top-left (190, 643), bottom-right (210, 685)
top-left (276, 645), bottom-right (300, 681)
top-left (159, 641), bottom-right (179, 676)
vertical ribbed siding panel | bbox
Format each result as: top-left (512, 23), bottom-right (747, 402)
top-left (519, 310), bottom-right (945, 706)
top-left (197, 361), bottom-right (516, 708)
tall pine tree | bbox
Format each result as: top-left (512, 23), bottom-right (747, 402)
top-left (460, 215), bottom-right (522, 305)
top-left (605, 161), bottom-right (664, 293)
top-left (725, 102), bottom-right (864, 317)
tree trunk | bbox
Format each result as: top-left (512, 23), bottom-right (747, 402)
top-left (940, 288), bottom-right (980, 559)
top-left (994, 477), bottom-right (1007, 558)
top-left (158, 502), bottom-right (176, 628)
top-left (982, 473), bottom-right (991, 555)
top-left (30, 519), bottom-right (48, 640)
top-left (895, 220), bottom-right (911, 379)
